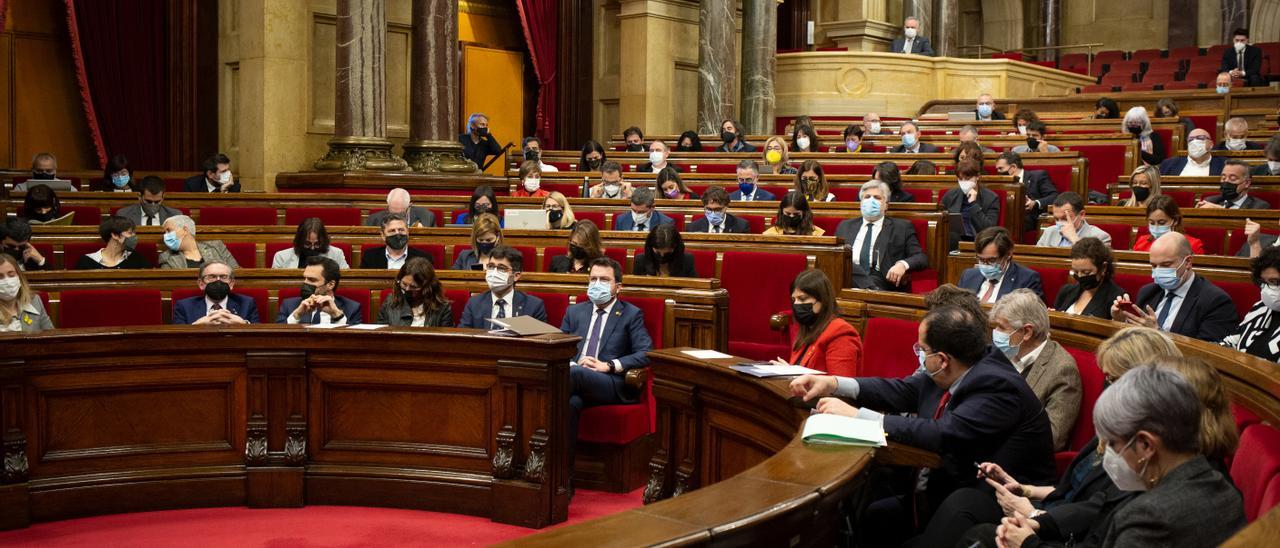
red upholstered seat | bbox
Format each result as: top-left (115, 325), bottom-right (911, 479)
top-left (410, 244), bottom-right (446, 268)
top-left (284, 208), bottom-right (361, 227)
top-left (813, 216), bottom-right (843, 235)
top-left (60, 289), bottom-right (163, 328)
top-left (1233, 403), bottom-right (1262, 434)
top-left (1056, 346), bottom-right (1104, 475)
top-left (578, 296), bottom-right (665, 444)
top-left (527, 291), bottom-right (569, 328)
top-left (63, 206), bottom-right (103, 225)
top-left (542, 247), bottom-right (568, 272)
top-left (222, 242), bottom-right (258, 269)
top-left (1060, 143), bottom-right (1129, 194)
top-left (1130, 49), bottom-right (1163, 63)
top-left (574, 210), bottom-right (606, 229)
top-left (689, 250), bottom-right (716, 278)
top-left (722, 251), bottom-right (807, 360)
top-left (861, 317), bottom-right (919, 378)
top-left (62, 242), bottom-right (103, 269)
top-left (542, 182), bottom-right (582, 197)
top-left (1092, 223), bottom-right (1132, 249)
top-left (172, 288), bottom-right (270, 323)
top-left (604, 248), bottom-right (628, 268)
top-left (830, 187), bottom-right (859, 201)
top-left (1026, 264), bottom-right (1070, 306)
top-left (1231, 424), bottom-right (1280, 522)
top-left (1111, 272), bottom-right (1148, 299)
top-left (1182, 226), bottom-right (1226, 255)
top-left (1168, 46), bottom-right (1202, 60)
top-left (446, 289), bottom-right (470, 325)
top-left (1214, 280), bottom-right (1255, 320)
top-left (199, 207), bottom-right (277, 226)
top-left (1162, 190), bottom-right (1199, 208)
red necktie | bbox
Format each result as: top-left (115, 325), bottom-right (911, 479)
top-left (980, 281), bottom-right (997, 303)
top-left (933, 391), bottom-right (952, 419)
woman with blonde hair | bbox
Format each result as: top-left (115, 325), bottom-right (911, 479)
top-left (1154, 356), bottom-right (1239, 466)
top-left (451, 213), bottom-right (502, 270)
top-left (1120, 164), bottom-right (1161, 207)
top-left (0, 254), bottom-right (53, 332)
top-left (1096, 325), bottom-right (1181, 383)
top-left (761, 136), bottom-right (798, 175)
top-left (543, 191), bottom-right (577, 230)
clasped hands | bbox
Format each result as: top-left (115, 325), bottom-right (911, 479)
top-left (194, 309), bottom-right (247, 325)
top-left (577, 357), bottom-right (612, 372)
top-left (296, 294), bottom-right (342, 318)
top-left (789, 374), bottom-right (859, 417)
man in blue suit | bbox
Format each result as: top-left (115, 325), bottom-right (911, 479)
top-left (459, 246), bottom-right (547, 328)
top-left (1159, 129), bottom-right (1225, 176)
top-left (277, 256), bottom-right (362, 325)
top-left (889, 16), bottom-right (935, 56)
top-left (957, 227), bottom-right (1044, 304)
top-left (728, 160), bottom-right (776, 202)
top-left (560, 257), bottom-right (653, 444)
top-left (613, 188), bottom-right (675, 232)
top-left (173, 261), bottom-right (259, 325)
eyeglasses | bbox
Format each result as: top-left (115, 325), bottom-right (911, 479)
top-left (486, 264), bottom-right (513, 274)
top-left (201, 274), bottom-right (232, 283)
top-left (976, 256), bottom-right (1004, 266)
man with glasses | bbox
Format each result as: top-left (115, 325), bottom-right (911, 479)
top-left (728, 159), bottom-right (775, 201)
top-left (957, 226), bottom-right (1043, 304)
top-left (459, 246), bottom-right (547, 328)
top-left (1159, 128), bottom-right (1225, 176)
top-left (1110, 231), bottom-right (1237, 342)
top-left (686, 186), bottom-right (751, 233)
top-left (172, 261), bottom-right (259, 325)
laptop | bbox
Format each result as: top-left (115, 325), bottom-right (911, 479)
top-left (504, 209), bottom-right (548, 230)
top-left (947, 111), bottom-right (977, 121)
top-left (16, 180), bottom-right (77, 192)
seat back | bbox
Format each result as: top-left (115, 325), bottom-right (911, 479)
top-left (62, 242), bottom-right (104, 269)
top-left (222, 242), bottom-right (258, 268)
top-left (860, 317), bottom-right (920, 378)
top-left (1231, 424), bottom-right (1280, 522)
top-left (446, 289), bottom-right (471, 325)
top-left (60, 289), bottom-right (163, 328)
top-left (620, 296), bottom-right (666, 349)
top-left (528, 291), bottom-right (570, 328)
top-left (199, 207), bottom-right (277, 226)
top-left (1063, 346), bottom-right (1103, 451)
top-left (1026, 263), bottom-right (1070, 306)
top-left (721, 251), bottom-right (807, 360)
top-left (284, 208), bottom-right (362, 227)
top-left (688, 250), bottom-right (717, 279)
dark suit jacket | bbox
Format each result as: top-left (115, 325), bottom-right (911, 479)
top-left (854, 347), bottom-right (1056, 500)
top-left (1019, 170), bottom-right (1059, 231)
top-left (834, 216), bottom-right (928, 291)
top-left (636, 162), bottom-right (682, 173)
top-left (1134, 275), bottom-right (1238, 342)
top-left (889, 142), bottom-right (942, 153)
top-left (1251, 163), bottom-right (1280, 176)
top-left (1213, 140), bottom-right (1265, 151)
top-left (277, 295), bottom-right (362, 325)
top-left (377, 299), bottom-right (453, 327)
top-left (459, 290), bottom-right (547, 329)
top-left (715, 141), bottom-right (757, 153)
top-left (1099, 456), bottom-right (1245, 547)
top-left (116, 203), bottom-right (183, 226)
top-left (614, 210), bottom-right (675, 231)
top-left (958, 261), bottom-right (1045, 302)
top-left (686, 214), bottom-right (751, 234)
top-left (173, 293), bottom-right (260, 324)
top-left (1137, 132), bottom-right (1167, 166)
top-left (359, 246), bottom-right (432, 269)
top-left (1202, 193), bottom-right (1272, 209)
top-left (941, 186), bottom-right (1002, 249)
top-left (182, 174), bottom-right (241, 193)
top-left (1032, 437), bottom-right (1130, 542)
top-left (728, 187), bottom-right (776, 201)
top-left (1053, 280), bottom-right (1127, 319)
top-left (365, 207), bottom-right (437, 228)
top-left (1158, 155), bottom-right (1225, 176)
top-left (975, 109), bottom-right (1008, 121)
top-left (890, 36), bottom-right (935, 56)
top-left (560, 299), bottom-right (654, 401)
top-left (1219, 45), bottom-right (1266, 86)
top-left (459, 132), bottom-right (502, 167)
top-left (549, 255), bottom-right (588, 274)
top-left (633, 252), bottom-right (698, 277)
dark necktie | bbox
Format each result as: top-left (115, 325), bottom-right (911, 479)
top-left (583, 308), bottom-right (607, 359)
top-left (310, 310), bottom-right (322, 324)
top-left (147, 214), bottom-right (156, 226)
top-left (1155, 291), bottom-right (1178, 327)
top-left (495, 298), bottom-right (507, 319)
top-left (859, 222), bottom-right (875, 269)
top-left (713, 224), bottom-right (722, 233)
top-left (637, 223), bottom-right (646, 231)
top-left (211, 304), bottom-right (222, 312)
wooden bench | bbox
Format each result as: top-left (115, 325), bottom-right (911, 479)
top-left (1030, 205), bottom-right (1280, 256)
top-left (1107, 176), bottom-right (1280, 208)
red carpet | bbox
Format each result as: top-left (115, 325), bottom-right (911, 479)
top-left (0, 488), bottom-right (643, 547)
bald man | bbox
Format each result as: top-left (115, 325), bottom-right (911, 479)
top-left (364, 188), bottom-right (437, 228)
top-left (1110, 231), bottom-right (1237, 342)
top-left (1159, 128), bottom-right (1226, 176)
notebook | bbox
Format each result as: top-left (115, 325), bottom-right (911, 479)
top-left (801, 414), bottom-right (887, 447)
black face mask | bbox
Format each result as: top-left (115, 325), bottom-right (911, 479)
top-left (1132, 187), bottom-right (1151, 202)
top-left (204, 280), bottom-right (231, 302)
top-left (386, 234), bottom-right (409, 250)
top-left (26, 210), bottom-right (58, 223)
top-left (626, 143), bottom-right (645, 152)
top-left (474, 127), bottom-right (489, 137)
top-left (300, 282), bottom-right (320, 300)
top-left (569, 244), bottom-right (588, 260)
top-left (656, 251), bottom-right (674, 264)
top-left (523, 149), bottom-right (540, 162)
top-left (1219, 182), bottom-right (1240, 203)
top-left (1127, 125), bottom-right (1143, 136)
top-left (781, 213), bottom-right (803, 228)
top-left (792, 302), bottom-right (818, 327)
top-left (476, 241), bottom-right (496, 256)
top-left (720, 131), bottom-right (736, 144)
top-left (2, 245), bottom-right (24, 262)
top-left (1025, 138), bottom-right (1040, 150)
top-left (676, 144), bottom-right (695, 152)
top-left (473, 203), bottom-right (492, 216)
top-left (298, 246), bottom-right (327, 259)
top-left (547, 209), bottom-right (564, 224)
top-left (1073, 273), bottom-right (1101, 291)
top-left (586, 158), bottom-right (602, 170)
top-left (31, 171), bottom-right (55, 180)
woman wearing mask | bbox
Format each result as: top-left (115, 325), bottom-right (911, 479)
top-left (159, 215), bottom-right (239, 269)
top-left (875, 161), bottom-right (914, 202)
top-left (97, 154), bottom-right (135, 192)
top-left (1120, 165), bottom-right (1161, 207)
top-left (941, 159), bottom-right (1001, 249)
top-left (457, 185), bottom-right (499, 225)
top-left (1091, 97), bottom-right (1120, 120)
top-left (656, 167), bottom-right (697, 200)
top-left (761, 136), bottom-right (798, 175)
top-left (793, 160), bottom-right (834, 203)
top-left (0, 254), bottom-right (53, 333)
top-left (790, 125), bottom-right (820, 153)
top-left (543, 192), bottom-right (578, 230)
top-left (767, 269), bottom-right (861, 377)
top-left (675, 131), bottom-right (702, 152)
top-left (76, 216), bottom-right (152, 269)
top-left (512, 160), bottom-right (549, 198)
top-left (579, 140), bottom-right (607, 172)
top-left (1221, 246), bottom-right (1280, 361)
top-left (1131, 196), bottom-right (1205, 254)
top-left (377, 257), bottom-right (453, 327)
top-left (1054, 237), bottom-right (1126, 319)
top-left (452, 213), bottom-right (502, 270)
top-left (841, 125), bottom-right (864, 153)
top-left (634, 223), bottom-right (697, 277)
top-left (272, 217), bottom-right (348, 269)
top-left (1123, 106), bottom-right (1167, 166)
top-left (764, 191), bottom-right (824, 236)
top-left (21, 185), bottom-right (61, 223)
top-left (550, 219), bottom-right (604, 274)
top-left (1012, 109), bottom-right (1040, 135)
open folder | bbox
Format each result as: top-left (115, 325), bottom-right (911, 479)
top-left (487, 315), bottom-right (562, 336)
top-left (801, 414), bottom-right (887, 447)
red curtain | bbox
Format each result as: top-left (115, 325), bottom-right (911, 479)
top-left (515, 0), bottom-right (558, 148)
top-left (68, 0), bottom-right (170, 170)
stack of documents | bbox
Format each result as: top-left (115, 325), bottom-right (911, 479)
top-left (801, 414), bottom-right (887, 447)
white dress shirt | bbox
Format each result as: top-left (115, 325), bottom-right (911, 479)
top-left (850, 217), bottom-right (883, 268)
top-left (204, 295), bottom-right (229, 316)
top-left (286, 300), bottom-right (348, 326)
top-left (491, 289), bottom-right (515, 319)
top-left (977, 275), bottom-right (1006, 304)
top-left (1015, 339), bottom-right (1050, 375)
top-left (902, 38), bottom-right (914, 54)
top-left (386, 248), bottom-right (409, 270)
top-left (578, 299), bottom-right (623, 373)
top-left (1178, 155), bottom-right (1213, 176)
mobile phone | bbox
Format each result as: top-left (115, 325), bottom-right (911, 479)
top-left (974, 461), bottom-right (987, 479)
top-left (1118, 301), bottom-right (1142, 316)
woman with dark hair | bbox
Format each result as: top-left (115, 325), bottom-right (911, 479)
top-left (76, 215), bottom-right (151, 269)
top-left (512, 160), bottom-right (548, 198)
top-left (579, 140), bottom-right (607, 171)
top-left (1012, 109), bottom-right (1040, 135)
top-left (952, 141), bottom-right (985, 167)
top-left (457, 184), bottom-right (499, 225)
top-left (875, 161), bottom-right (913, 203)
top-left (1092, 97), bottom-right (1121, 119)
top-left (794, 160), bottom-right (834, 203)
top-left (1221, 246), bottom-right (1280, 361)
top-left (768, 269), bottom-right (861, 376)
top-left (377, 257), bottom-right (453, 327)
top-left (790, 124), bottom-right (820, 153)
top-left (841, 124), bottom-right (864, 153)
top-left (1131, 195), bottom-right (1205, 254)
top-left (1154, 98), bottom-right (1195, 135)
top-left (675, 131), bottom-right (702, 152)
top-left (942, 158), bottom-right (1001, 248)
top-left (99, 154), bottom-right (135, 192)
top-left (21, 185), bottom-right (61, 223)
top-left (764, 191), bottom-right (823, 236)
top-left (906, 159), bottom-right (937, 175)
top-left (1054, 237), bottom-right (1125, 318)
top-left (634, 224), bottom-right (697, 277)
top-left (550, 219), bottom-right (604, 273)
top-left (657, 167), bottom-right (697, 200)
top-left (272, 217), bottom-right (349, 269)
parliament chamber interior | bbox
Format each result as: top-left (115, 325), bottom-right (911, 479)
top-left (4, 0), bottom-right (1280, 546)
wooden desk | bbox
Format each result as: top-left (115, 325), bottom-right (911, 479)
top-left (0, 326), bottom-right (578, 530)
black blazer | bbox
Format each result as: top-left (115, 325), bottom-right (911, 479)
top-left (74, 251), bottom-right (153, 270)
top-left (1134, 275), bottom-right (1239, 342)
top-left (1251, 163), bottom-right (1280, 176)
top-left (636, 162), bottom-right (682, 173)
top-left (1032, 437), bottom-right (1129, 542)
top-left (182, 174), bottom-right (241, 193)
top-left (941, 186), bottom-right (1002, 249)
top-left (1202, 193), bottom-right (1272, 209)
top-left (1020, 170), bottom-right (1059, 232)
top-left (686, 214), bottom-right (751, 234)
top-left (1219, 45), bottom-right (1266, 86)
top-left (1053, 280), bottom-right (1126, 319)
top-left (549, 254), bottom-right (589, 274)
top-left (834, 216), bottom-right (928, 291)
top-left (359, 246), bottom-right (432, 269)
top-left (890, 36), bottom-right (935, 56)
top-left (1136, 132), bottom-right (1167, 166)
top-left (633, 252), bottom-right (698, 277)
top-left (377, 298), bottom-right (454, 327)
top-left (1213, 140), bottom-right (1265, 151)
top-left (889, 142), bottom-right (942, 153)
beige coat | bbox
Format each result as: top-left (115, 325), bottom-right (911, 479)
top-left (1023, 340), bottom-right (1084, 451)
top-left (158, 240), bottom-right (241, 269)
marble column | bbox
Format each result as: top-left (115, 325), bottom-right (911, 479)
top-left (315, 0), bottom-right (407, 171)
top-left (933, 0), bottom-right (958, 57)
top-left (1041, 0), bottom-right (1060, 62)
top-left (740, 0), bottom-right (776, 135)
top-left (401, 0), bottom-right (476, 173)
top-left (698, 0), bottom-right (736, 134)
top-left (1168, 0), bottom-right (1198, 49)
top-left (1221, 0), bottom-right (1247, 43)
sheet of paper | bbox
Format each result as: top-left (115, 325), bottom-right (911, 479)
top-left (801, 414), bottom-right (887, 447)
top-left (345, 324), bottom-right (387, 330)
top-left (303, 323), bottom-right (345, 329)
top-left (682, 349), bottom-right (733, 359)
top-left (729, 364), bottom-right (827, 378)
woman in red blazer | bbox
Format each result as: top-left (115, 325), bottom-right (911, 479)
top-left (771, 269), bottom-right (863, 377)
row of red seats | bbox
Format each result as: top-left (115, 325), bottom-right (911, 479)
top-left (1071, 43), bottom-right (1280, 93)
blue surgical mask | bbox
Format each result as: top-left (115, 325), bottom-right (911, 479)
top-left (977, 261), bottom-right (1004, 281)
top-left (860, 197), bottom-right (883, 220)
top-left (587, 280), bottom-right (614, 305)
top-left (163, 231), bottom-right (182, 251)
top-left (1152, 257), bottom-right (1187, 291)
top-left (111, 174), bottom-right (131, 188)
top-left (977, 104), bottom-right (994, 118)
top-left (738, 181), bottom-right (755, 196)
top-left (992, 329), bottom-right (1020, 359)
top-left (705, 209), bottom-right (726, 226)
top-left (902, 133), bottom-right (917, 148)
top-left (846, 140), bottom-right (860, 152)
top-left (917, 349), bottom-right (944, 378)
top-left (1216, 85), bottom-right (1230, 95)
top-left (1147, 224), bottom-right (1171, 239)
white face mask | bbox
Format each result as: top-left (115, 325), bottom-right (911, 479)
top-left (1234, 41), bottom-right (1246, 52)
top-left (523, 177), bottom-right (540, 192)
top-left (796, 137), bottom-right (811, 151)
top-left (1262, 284), bottom-right (1280, 312)
top-left (1187, 140), bottom-right (1208, 158)
top-left (1269, 160), bottom-right (1280, 173)
top-left (1226, 138), bottom-right (1247, 151)
top-left (1102, 438), bottom-right (1150, 492)
top-left (904, 28), bottom-right (917, 39)
top-left (868, 122), bottom-right (881, 134)
top-left (632, 210), bottom-right (651, 225)
top-left (648, 151), bottom-right (665, 165)
top-left (958, 179), bottom-right (976, 194)
top-left (0, 276), bottom-right (20, 301)
top-left (1017, 125), bottom-right (1027, 135)
top-left (219, 171), bottom-right (232, 183)
top-left (485, 268), bottom-right (512, 292)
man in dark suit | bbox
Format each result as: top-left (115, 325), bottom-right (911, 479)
top-left (614, 188), bottom-right (675, 231)
top-left (459, 112), bottom-right (502, 168)
top-left (1111, 232), bottom-right (1237, 342)
top-left (890, 16), bottom-right (935, 56)
top-left (958, 227), bottom-right (1045, 304)
top-left (1, 218), bottom-right (48, 271)
top-left (1213, 117), bottom-right (1265, 151)
top-left (561, 257), bottom-right (653, 445)
top-left (727, 160), bottom-right (776, 201)
top-left (1159, 129), bottom-right (1225, 176)
top-left (1219, 28), bottom-right (1266, 87)
top-left (116, 176), bottom-right (182, 227)
top-left (636, 140), bottom-right (681, 173)
top-left (173, 261), bottom-right (260, 325)
top-left (460, 246), bottom-right (547, 328)
top-left (996, 151), bottom-right (1058, 235)
top-left (1252, 135), bottom-right (1280, 176)
top-left (360, 214), bottom-right (432, 269)
top-left (687, 186), bottom-right (751, 233)
top-left (182, 153), bottom-right (241, 193)
top-left (890, 121), bottom-right (941, 153)
top-left (975, 93), bottom-right (1006, 121)
top-left (791, 305), bottom-right (1055, 545)
top-left (835, 180), bottom-right (929, 291)
top-left (364, 188), bottom-right (437, 228)
top-left (277, 256), bottom-right (362, 325)
top-left (1197, 160), bottom-right (1272, 209)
